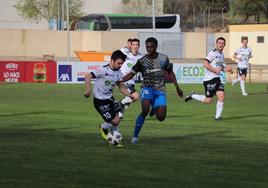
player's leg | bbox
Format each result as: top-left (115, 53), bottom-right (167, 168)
top-left (110, 99), bottom-right (122, 128)
top-left (232, 68), bottom-right (241, 86)
top-left (153, 91), bottom-right (167, 121)
top-left (107, 101), bottom-right (125, 147)
top-left (94, 98), bottom-right (121, 141)
top-left (215, 91), bottom-right (224, 120)
top-left (185, 79), bottom-right (214, 104)
top-left (131, 87), bottom-right (152, 144)
top-left (240, 69), bottom-right (248, 95)
top-left (93, 98), bottom-right (113, 140)
top-left (131, 100), bottom-right (151, 144)
top-left (214, 80), bottom-right (225, 120)
top-left (119, 85), bottom-right (139, 119)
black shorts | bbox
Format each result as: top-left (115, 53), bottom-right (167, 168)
top-left (125, 84), bottom-right (136, 94)
top-left (238, 67), bottom-right (247, 76)
top-left (203, 77), bottom-right (224, 98)
top-left (93, 97), bottom-right (121, 122)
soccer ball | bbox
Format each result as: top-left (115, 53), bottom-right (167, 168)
top-left (107, 130), bottom-right (122, 145)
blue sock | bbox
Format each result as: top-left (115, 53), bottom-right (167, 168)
top-left (133, 114), bottom-right (145, 138)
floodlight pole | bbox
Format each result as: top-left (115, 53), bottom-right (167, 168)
top-left (152, 0), bottom-right (156, 37)
top-left (61, 0), bottom-right (65, 30)
top-left (57, 0), bottom-right (60, 30)
top-left (66, 0), bottom-right (70, 63)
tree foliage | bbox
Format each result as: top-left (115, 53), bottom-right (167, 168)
top-left (14, 0), bottom-right (85, 22)
top-left (229, 0), bottom-right (268, 23)
top-left (164, 0), bottom-right (228, 24)
top-left (118, 0), bottom-right (162, 16)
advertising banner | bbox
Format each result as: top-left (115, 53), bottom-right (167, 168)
top-left (56, 62), bottom-right (226, 84)
top-left (0, 61), bottom-right (25, 83)
top-left (173, 63), bottom-right (226, 84)
top-left (0, 61), bottom-right (57, 83)
top-left (57, 62), bottom-right (108, 83)
top-left (25, 61), bottom-right (57, 83)
top-left (57, 62), bottom-right (174, 84)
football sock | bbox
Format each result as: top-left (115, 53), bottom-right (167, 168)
top-left (215, 101), bottom-right (224, 119)
top-left (240, 80), bottom-right (246, 93)
top-left (232, 78), bottom-right (238, 84)
top-left (121, 96), bottom-right (133, 105)
top-left (192, 94), bottom-right (206, 102)
top-left (111, 125), bottom-right (119, 131)
top-left (101, 122), bottom-right (112, 130)
top-left (133, 114), bottom-right (145, 138)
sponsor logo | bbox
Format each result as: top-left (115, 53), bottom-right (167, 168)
top-left (127, 63), bottom-right (133, 68)
top-left (5, 63), bottom-right (18, 71)
top-left (33, 63), bottom-right (46, 82)
top-left (105, 80), bottom-right (112, 86)
top-left (144, 89), bottom-right (149, 95)
top-left (207, 83), bottom-right (216, 90)
top-left (59, 65), bottom-right (72, 82)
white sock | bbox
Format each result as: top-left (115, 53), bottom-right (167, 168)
top-left (215, 101), bottom-right (224, 119)
top-left (232, 78), bottom-right (238, 83)
top-left (121, 96), bottom-right (133, 105)
top-left (192, 94), bottom-right (206, 102)
top-left (240, 80), bottom-right (246, 93)
top-left (111, 125), bottom-right (119, 131)
top-left (101, 122), bottom-right (112, 130)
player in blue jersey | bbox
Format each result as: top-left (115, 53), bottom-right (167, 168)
top-left (119, 37), bottom-right (184, 144)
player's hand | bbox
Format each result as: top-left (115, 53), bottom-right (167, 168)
top-left (176, 87), bottom-right (183, 98)
top-left (226, 66), bottom-right (233, 74)
top-left (129, 94), bottom-right (135, 100)
top-left (214, 67), bottom-right (222, 75)
top-left (84, 90), bottom-right (91, 98)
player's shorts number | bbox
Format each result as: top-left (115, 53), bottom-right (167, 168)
top-left (103, 112), bottom-right (111, 119)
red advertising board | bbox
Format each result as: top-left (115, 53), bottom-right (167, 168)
top-left (0, 61), bottom-right (25, 83)
top-left (24, 61), bottom-right (57, 83)
top-left (0, 61), bottom-right (56, 83)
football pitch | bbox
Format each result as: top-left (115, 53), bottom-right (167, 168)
top-left (0, 83), bottom-right (268, 188)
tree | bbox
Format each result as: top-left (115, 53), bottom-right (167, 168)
top-left (14, 0), bottom-right (85, 24)
top-left (118, 0), bottom-right (163, 15)
top-left (229, 0), bottom-right (268, 23)
top-left (164, 0), bottom-right (229, 28)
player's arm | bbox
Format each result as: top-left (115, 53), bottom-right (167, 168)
top-left (249, 50), bottom-right (253, 58)
top-left (233, 49), bottom-right (243, 61)
top-left (119, 72), bottom-right (135, 83)
top-left (224, 65), bottom-right (233, 74)
top-left (169, 70), bottom-right (183, 98)
top-left (116, 82), bottom-right (134, 99)
top-left (203, 60), bottom-right (221, 75)
top-left (119, 60), bottom-right (141, 83)
top-left (84, 73), bottom-right (92, 98)
top-left (164, 58), bottom-right (183, 98)
top-left (233, 52), bottom-right (240, 60)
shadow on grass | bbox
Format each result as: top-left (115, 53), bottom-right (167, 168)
top-left (223, 114), bottom-right (266, 120)
top-left (0, 111), bottom-right (62, 117)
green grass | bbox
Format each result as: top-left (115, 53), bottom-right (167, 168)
top-left (0, 83), bottom-right (268, 188)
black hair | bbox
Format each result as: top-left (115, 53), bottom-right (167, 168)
top-left (127, 38), bottom-right (132, 42)
top-left (111, 50), bottom-right (127, 62)
top-left (145, 37), bottom-right (158, 47)
top-left (216, 37), bottom-right (226, 44)
top-left (131, 38), bottom-right (140, 44)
